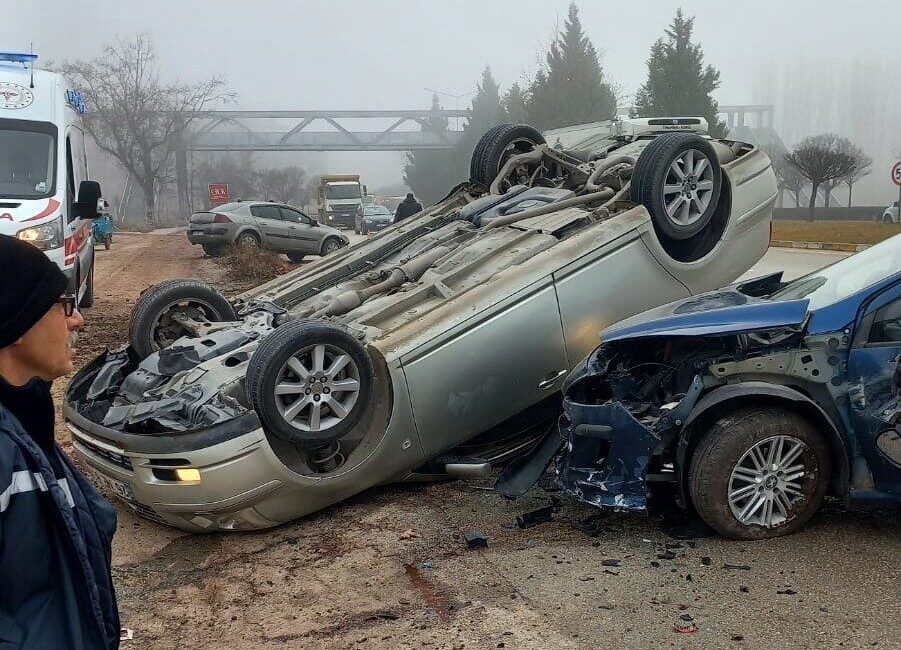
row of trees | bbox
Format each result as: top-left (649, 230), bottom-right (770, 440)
top-left (191, 153), bottom-right (311, 208)
top-left (773, 134), bottom-right (872, 219)
top-left (405, 6), bottom-right (726, 203)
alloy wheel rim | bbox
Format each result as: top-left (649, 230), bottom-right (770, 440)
top-left (274, 344), bottom-right (361, 433)
top-left (728, 435), bottom-right (810, 528)
top-left (662, 148), bottom-right (715, 227)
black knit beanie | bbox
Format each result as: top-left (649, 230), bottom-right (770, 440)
top-left (0, 234), bottom-right (70, 348)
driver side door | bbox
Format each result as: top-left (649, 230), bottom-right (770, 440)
top-left (847, 281), bottom-right (901, 498)
top-left (278, 206), bottom-right (320, 254)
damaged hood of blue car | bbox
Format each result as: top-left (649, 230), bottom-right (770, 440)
top-left (600, 284), bottom-right (810, 342)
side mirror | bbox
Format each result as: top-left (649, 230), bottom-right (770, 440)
top-left (75, 180), bottom-right (103, 219)
top-left (310, 219), bottom-right (319, 227)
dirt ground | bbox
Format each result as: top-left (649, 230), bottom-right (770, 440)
top-left (57, 233), bottom-right (899, 650)
top-left (772, 220), bottom-right (900, 245)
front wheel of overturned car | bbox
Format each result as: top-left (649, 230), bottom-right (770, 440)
top-left (129, 278), bottom-right (237, 358)
top-left (631, 133), bottom-right (722, 241)
top-left (688, 407), bottom-right (831, 540)
top-left (246, 319), bottom-right (374, 446)
top-left (469, 123), bottom-right (546, 188)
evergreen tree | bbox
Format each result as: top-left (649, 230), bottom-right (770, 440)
top-left (502, 82), bottom-right (529, 124)
top-left (633, 10), bottom-right (727, 137)
top-left (404, 69), bottom-right (508, 205)
top-left (526, 2), bottom-right (617, 130)
top-left (403, 95), bottom-right (456, 205)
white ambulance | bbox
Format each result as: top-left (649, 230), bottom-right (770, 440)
top-left (0, 51), bottom-right (104, 307)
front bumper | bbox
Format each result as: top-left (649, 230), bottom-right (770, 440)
top-left (555, 397), bottom-right (660, 511)
top-left (363, 220), bottom-right (391, 232)
top-left (66, 413), bottom-right (286, 532)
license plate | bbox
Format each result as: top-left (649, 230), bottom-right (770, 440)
top-left (92, 471), bottom-right (135, 502)
top-left (190, 230), bottom-right (204, 236)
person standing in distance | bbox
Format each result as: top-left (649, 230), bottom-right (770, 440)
top-left (394, 192), bottom-right (423, 223)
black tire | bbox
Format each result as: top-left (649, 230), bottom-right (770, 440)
top-left (321, 237), bottom-right (342, 256)
top-left (630, 133), bottom-right (723, 241)
top-left (688, 407), bottom-right (831, 540)
top-left (354, 222), bottom-right (360, 234)
top-left (79, 261), bottom-right (94, 308)
top-left (235, 231), bottom-right (261, 249)
top-left (129, 278), bottom-right (237, 358)
top-left (202, 244), bottom-right (225, 257)
top-left (286, 252), bottom-right (305, 263)
top-left (469, 123), bottom-right (508, 182)
top-left (246, 319), bottom-right (374, 446)
top-left (361, 222), bottom-right (368, 235)
top-left (470, 124), bottom-right (546, 186)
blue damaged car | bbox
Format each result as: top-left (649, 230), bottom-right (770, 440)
top-left (500, 234), bottom-right (900, 539)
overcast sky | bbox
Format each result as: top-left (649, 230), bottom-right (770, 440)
top-left (4, 0), bottom-right (900, 199)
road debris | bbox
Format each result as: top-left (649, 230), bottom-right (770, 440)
top-left (723, 563), bottom-right (751, 570)
top-left (601, 559), bottom-right (621, 567)
top-left (516, 505), bottom-right (555, 529)
top-left (674, 622), bottom-right (699, 633)
top-left (464, 531), bottom-right (488, 549)
top-left (399, 529), bottom-right (420, 540)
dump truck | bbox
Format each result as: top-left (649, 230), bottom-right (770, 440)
top-left (317, 174), bottom-right (365, 228)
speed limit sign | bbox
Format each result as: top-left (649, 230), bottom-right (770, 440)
top-left (893, 161), bottom-right (901, 186)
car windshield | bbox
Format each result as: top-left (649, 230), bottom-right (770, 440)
top-left (364, 206), bottom-right (390, 216)
top-left (769, 235), bottom-right (901, 310)
top-left (0, 120), bottom-right (56, 199)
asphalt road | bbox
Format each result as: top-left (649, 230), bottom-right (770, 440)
top-left (738, 247), bottom-right (849, 282)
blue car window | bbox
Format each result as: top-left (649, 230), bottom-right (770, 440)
top-left (769, 235), bottom-right (901, 310)
top-left (869, 299), bottom-right (901, 344)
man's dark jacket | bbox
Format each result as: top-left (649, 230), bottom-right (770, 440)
top-left (0, 380), bottom-right (120, 649)
top-left (394, 197), bottom-right (423, 223)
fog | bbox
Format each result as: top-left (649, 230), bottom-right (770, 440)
top-left (3, 0), bottom-right (900, 204)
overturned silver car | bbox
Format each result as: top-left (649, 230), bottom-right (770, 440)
top-left (64, 118), bottom-right (777, 531)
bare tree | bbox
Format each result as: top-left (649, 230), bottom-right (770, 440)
top-left (843, 147), bottom-right (872, 209)
top-left (785, 134), bottom-right (857, 221)
top-left (256, 166), bottom-right (309, 206)
top-left (58, 34), bottom-right (229, 223)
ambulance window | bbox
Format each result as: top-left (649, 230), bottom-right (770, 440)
top-left (69, 127), bottom-right (88, 185)
top-left (66, 137), bottom-right (76, 223)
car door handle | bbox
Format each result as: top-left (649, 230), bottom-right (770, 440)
top-left (538, 369), bottom-right (567, 390)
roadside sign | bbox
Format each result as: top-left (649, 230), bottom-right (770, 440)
top-left (892, 161), bottom-right (901, 187)
top-left (208, 183), bottom-right (229, 207)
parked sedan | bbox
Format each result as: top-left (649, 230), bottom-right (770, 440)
top-left (355, 205), bottom-right (394, 234)
top-left (186, 201), bottom-right (349, 261)
top-left (65, 118), bottom-right (777, 532)
top-left (882, 201), bottom-right (899, 223)
top-left (503, 234), bottom-right (900, 539)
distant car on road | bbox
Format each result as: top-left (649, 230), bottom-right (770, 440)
top-left (508, 234), bottom-right (901, 540)
top-left (186, 201), bottom-right (349, 261)
top-left (882, 201), bottom-right (899, 223)
top-left (354, 204), bottom-right (393, 234)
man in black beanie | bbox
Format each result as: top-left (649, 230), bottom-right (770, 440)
top-left (0, 234), bottom-right (120, 649)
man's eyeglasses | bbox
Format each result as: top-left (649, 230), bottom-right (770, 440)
top-left (57, 295), bottom-right (78, 317)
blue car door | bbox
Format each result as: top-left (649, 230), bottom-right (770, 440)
top-left (846, 281), bottom-right (901, 498)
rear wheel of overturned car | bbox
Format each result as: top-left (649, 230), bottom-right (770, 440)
top-left (688, 407), bottom-right (831, 540)
top-left (246, 319), bottom-right (374, 446)
top-left (631, 133), bottom-right (722, 241)
top-left (129, 278), bottom-right (237, 358)
top-left (469, 123), bottom-right (546, 188)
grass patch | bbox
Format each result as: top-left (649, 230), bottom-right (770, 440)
top-left (773, 220), bottom-right (901, 245)
top-left (220, 246), bottom-right (288, 284)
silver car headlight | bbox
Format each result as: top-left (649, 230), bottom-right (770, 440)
top-left (17, 216), bottom-right (64, 251)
